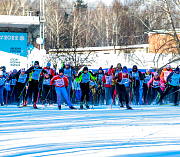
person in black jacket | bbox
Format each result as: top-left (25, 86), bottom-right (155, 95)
top-left (15, 68), bottom-right (29, 106)
top-left (130, 65), bottom-right (143, 105)
top-left (158, 67), bottom-right (180, 106)
top-left (23, 61), bottom-right (47, 108)
top-left (142, 69), bottom-right (153, 105)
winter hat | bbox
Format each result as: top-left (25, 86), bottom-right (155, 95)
top-left (117, 63), bottom-right (122, 69)
top-left (65, 62), bottom-right (70, 66)
top-left (166, 64), bottom-right (171, 69)
top-left (21, 68), bottom-right (25, 72)
top-left (154, 72), bottom-right (159, 76)
top-left (146, 69), bottom-right (151, 73)
top-left (0, 71), bottom-right (3, 75)
top-left (13, 69), bottom-right (17, 73)
top-left (175, 67), bottom-right (179, 72)
top-left (123, 66), bottom-right (127, 70)
top-left (123, 69), bottom-right (127, 73)
top-left (59, 69), bottom-right (64, 73)
top-left (47, 62), bottom-right (51, 67)
top-left (34, 61), bottom-right (39, 65)
top-left (83, 67), bottom-right (88, 71)
top-left (99, 67), bottom-right (102, 70)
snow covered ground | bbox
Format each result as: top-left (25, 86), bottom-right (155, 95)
top-left (0, 104), bottom-right (180, 157)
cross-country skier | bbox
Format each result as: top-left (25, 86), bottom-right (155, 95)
top-left (0, 71), bottom-right (6, 106)
top-left (15, 68), bottom-right (29, 106)
top-left (160, 64), bottom-right (172, 84)
top-left (116, 68), bottom-right (132, 109)
top-left (96, 67), bottom-right (105, 105)
top-left (50, 69), bottom-right (76, 110)
top-left (147, 72), bottom-right (165, 104)
top-left (41, 74), bottom-right (53, 105)
top-left (158, 67), bottom-right (180, 106)
top-left (62, 62), bottom-right (76, 99)
top-left (23, 61), bottom-right (47, 109)
top-left (76, 67), bottom-right (96, 109)
top-left (142, 69), bottom-right (153, 105)
top-left (103, 71), bottom-right (113, 105)
top-left (130, 65), bottom-right (143, 105)
top-left (9, 69), bottom-right (18, 104)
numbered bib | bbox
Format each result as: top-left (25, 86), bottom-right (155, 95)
top-left (105, 75), bottom-right (112, 85)
top-left (153, 80), bottom-right (160, 88)
top-left (170, 73), bottom-right (179, 86)
top-left (11, 78), bottom-right (16, 85)
top-left (164, 71), bottom-right (171, 81)
top-left (0, 78), bottom-right (5, 86)
top-left (31, 69), bottom-right (42, 80)
top-left (18, 74), bottom-right (27, 83)
top-left (82, 73), bottom-right (90, 83)
top-left (64, 68), bottom-right (72, 78)
top-left (120, 78), bottom-right (129, 87)
top-left (144, 75), bottom-right (152, 84)
top-left (55, 79), bottom-right (64, 87)
top-left (43, 78), bottom-right (50, 85)
top-left (132, 72), bottom-right (139, 80)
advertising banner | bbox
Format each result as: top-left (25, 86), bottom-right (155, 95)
top-left (0, 32), bottom-right (27, 57)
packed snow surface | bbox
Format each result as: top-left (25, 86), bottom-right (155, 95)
top-left (0, 104), bottom-right (180, 157)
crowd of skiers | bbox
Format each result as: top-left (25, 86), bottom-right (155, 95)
top-left (0, 61), bottom-right (180, 110)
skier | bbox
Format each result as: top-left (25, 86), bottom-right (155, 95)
top-left (76, 67), bottom-right (96, 109)
top-left (23, 61), bottom-right (47, 109)
top-left (50, 69), bottom-right (76, 110)
top-left (116, 68), bottom-right (132, 109)
top-left (42, 62), bottom-right (55, 105)
top-left (115, 63), bottom-right (122, 75)
top-left (9, 69), bottom-right (18, 104)
top-left (62, 62), bottom-right (76, 99)
top-left (130, 65), bottom-right (143, 105)
top-left (72, 75), bottom-right (81, 101)
top-left (142, 69), bottom-right (153, 105)
top-left (0, 71), bottom-right (6, 106)
top-left (41, 74), bottom-right (53, 105)
top-left (147, 72), bottom-right (164, 103)
top-left (103, 71), bottom-right (113, 105)
top-left (96, 67), bottom-right (105, 105)
top-left (160, 64), bottom-right (172, 84)
top-left (111, 70), bottom-right (117, 105)
top-left (15, 68), bottom-right (28, 106)
top-left (158, 67), bottom-right (180, 106)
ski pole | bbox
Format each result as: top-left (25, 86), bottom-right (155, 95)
top-left (165, 88), bottom-right (180, 97)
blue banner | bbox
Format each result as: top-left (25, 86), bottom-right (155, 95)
top-left (0, 32), bottom-right (27, 57)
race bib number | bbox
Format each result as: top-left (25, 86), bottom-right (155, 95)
top-left (18, 74), bottom-right (27, 83)
top-left (43, 79), bottom-right (50, 85)
top-left (82, 74), bottom-right (90, 83)
top-left (170, 74), bottom-right (179, 86)
top-left (144, 75), bottom-right (152, 84)
top-left (132, 72), bottom-right (139, 80)
top-left (153, 80), bottom-right (159, 88)
top-left (55, 79), bottom-right (64, 87)
top-left (11, 78), bottom-right (16, 85)
top-left (0, 78), bottom-right (5, 86)
top-left (32, 69), bottom-right (42, 80)
top-left (105, 75), bottom-right (112, 85)
top-left (164, 71), bottom-right (170, 81)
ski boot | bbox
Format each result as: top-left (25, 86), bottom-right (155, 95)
top-left (80, 102), bottom-right (83, 109)
top-left (33, 102), bottom-right (38, 109)
top-left (85, 101), bottom-right (90, 109)
top-left (120, 103), bottom-right (124, 108)
top-left (69, 106), bottom-right (76, 109)
top-left (58, 105), bottom-right (61, 110)
top-left (126, 104), bottom-right (132, 110)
